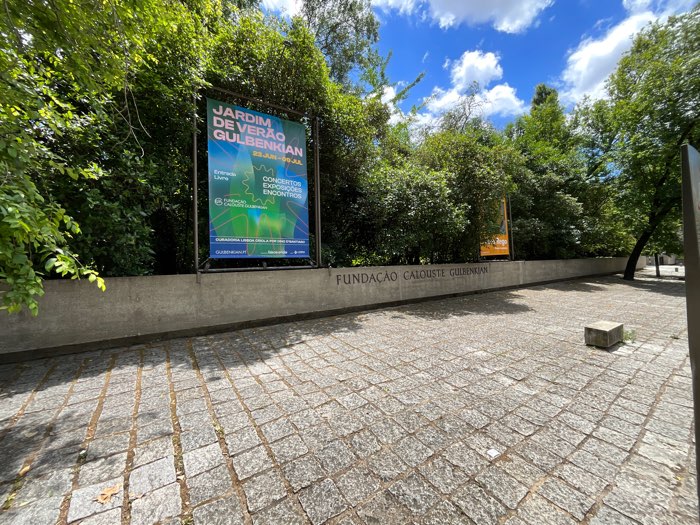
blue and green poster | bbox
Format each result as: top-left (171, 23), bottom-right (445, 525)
top-left (207, 98), bottom-right (309, 258)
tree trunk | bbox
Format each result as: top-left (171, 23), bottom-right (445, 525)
top-left (654, 253), bottom-right (661, 277)
top-left (623, 199), bottom-right (676, 281)
top-left (623, 228), bottom-right (655, 280)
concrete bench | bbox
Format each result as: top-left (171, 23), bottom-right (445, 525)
top-left (585, 321), bottom-right (623, 348)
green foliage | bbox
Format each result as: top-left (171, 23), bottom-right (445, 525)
top-left (507, 91), bottom-right (582, 259)
top-left (0, 0), bottom-right (207, 312)
top-left (354, 164), bottom-right (466, 265)
top-left (300, 0), bottom-right (380, 87)
top-left (604, 7), bottom-right (700, 278)
top-left (0, 174), bottom-right (104, 315)
top-left (417, 127), bottom-right (519, 260)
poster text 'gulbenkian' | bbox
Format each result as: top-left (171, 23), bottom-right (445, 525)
top-left (210, 104), bottom-right (304, 159)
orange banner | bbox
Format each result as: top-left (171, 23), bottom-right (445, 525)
top-left (480, 198), bottom-right (510, 257)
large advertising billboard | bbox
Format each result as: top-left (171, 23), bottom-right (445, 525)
top-left (207, 98), bottom-right (309, 258)
top-left (480, 198), bottom-right (510, 257)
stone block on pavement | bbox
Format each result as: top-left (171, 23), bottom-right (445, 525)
top-left (585, 321), bottom-right (623, 348)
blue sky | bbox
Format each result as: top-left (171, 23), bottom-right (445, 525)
top-left (265, 0), bottom-right (696, 127)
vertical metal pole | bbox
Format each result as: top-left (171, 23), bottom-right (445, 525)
top-left (507, 194), bottom-right (515, 261)
top-left (681, 144), bottom-right (700, 507)
top-left (193, 93), bottom-right (200, 282)
top-left (313, 116), bottom-right (322, 267)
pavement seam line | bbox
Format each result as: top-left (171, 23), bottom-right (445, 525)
top-left (58, 352), bottom-right (118, 525)
top-left (185, 339), bottom-right (251, 522)
top-left (165, 343), bottom-right (193, 525)
top-left (120, 347), bottom-right (144, 525)
top-left (0, 358), bottom-right (87, 514)
top-left (579, 342), bottom-right (696, 524)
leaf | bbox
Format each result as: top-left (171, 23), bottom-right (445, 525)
top-left (96, 484), bottom-right (121, 504)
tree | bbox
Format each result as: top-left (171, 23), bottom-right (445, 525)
top-left (416, 125), bottom-right (519, 261)
top-left (0, 0), bottom-right (194, 312)
top-left (531, 84), bottom-right (558, 108)
top-left (300, 0), bottom-right (380, 87)
top-left (354, 164), bottom-right (465, 265)
top-left (506, 86), bottom-right (587, 259)
top-left (438, 83), bottom-right (485, 133)
top-left (604, 8), bottom-right (700, 280)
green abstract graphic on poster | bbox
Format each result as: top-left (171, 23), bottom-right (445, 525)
top-left (207, 98), bottom-right (309, 258)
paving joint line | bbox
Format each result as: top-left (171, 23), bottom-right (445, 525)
top-left (185, 340), bottom-right (251, 523)
top-left (120, 347), bottom-right (144, 525)
top-left (58, 353), bottom-right (118, 525)
top-left (165, 344), bottom-right (193, 525)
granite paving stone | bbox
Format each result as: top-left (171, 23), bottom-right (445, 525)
top-left (298, 478), bottom-right (348, 525)
top-left (476, 465), bottom-right (529, 509)
top-left (422, 500), bottom-right (474, 525)
top-left (187, 464), bottom-right (233, 506)
top-left (367, 449), bottom-right (409, 482)
top-left (387, 472), bottom-right (440, 516)
top-left (283, 455), bottom-right (325, 492)
top-left (419, 457), bottom-right (469, 495)
top-left (356, 489), bottom-right (411, 525)
top-left (242, 469), bottom-right (287, 512)
top-left (192, 496), bottom-right (245, 525)
top-left (1, 496), bottom-right (64, 525)
top-left (252, 499), bottom-right (306, 525)
top-left (180, 426), bottom-right (219, 452)
top-left (336, 466), bottom-right (381, 506)
top-left (0, 273), bottom-right (696, 524)
top-left (515, 494), bottom-right (578, 525)
top-left (130, 482), bottom-right (181, 525)
top-left (12, 467), bottom-right (73, 506)
top-left (348, 429), bottom-right (382, 458)
top-left (67, 477), bottom-right (124, 523)
top-left (133, 435), bottom-right (174, 469)
top-left (269, 433), bottom-right (308, 464)
top-left (451, 482), bottom-right (508, 525)
top-left (129, 455), bottom-right (176, 497)
top-left (537, 476), bottom-right (595, 520)
top-left (589, 505), bottom-right (640, 525)
top-left (232, 445), bottom-right (273, 480)
top-left (75, 507), bottom-right (123, 525)
top-left (86, 432), bottom-right (131, 461)
top-left (315, 440), bottom-right (356, 475)
top-left (443, 441), bottom-right (488, 475)
top-left (182, 443), bottom-right (225, 478)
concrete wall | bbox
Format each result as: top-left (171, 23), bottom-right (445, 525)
top-left (0, 257), bottom-right (642, 359)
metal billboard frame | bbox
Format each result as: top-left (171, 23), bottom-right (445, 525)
top-left (193, 86), bottom-right (322, 277)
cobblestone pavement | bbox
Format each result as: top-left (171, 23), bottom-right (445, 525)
top-left (0, 274), bottom-right (696, 525)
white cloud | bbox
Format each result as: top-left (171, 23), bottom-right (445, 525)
top-left (561, 12), bottom-right (655, 102)
top-left (622, 0), bottom-right (652, 12)
top-left (561, 0), bottom-right (695, 104)
top-left (429, 0), bottom-right (554, 31)
top-left (482, 84), bottom-right (527, 116)
top-left (446, 50), bottom-right (503, 90)
top-left (381, 86), bottom-right (406, 125)
top-left (381, 85), bottom-right (397, 104)
top-left (372, 0), bottom-right (418, 15)
top-left (425, 87), bottom-right (462, 114)
top-left (372, 0), bottom-right (553, 33)
top-left (261, 0), bottom-right (301, 16)
top-left (412, 49), bottom-right (525, 131)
